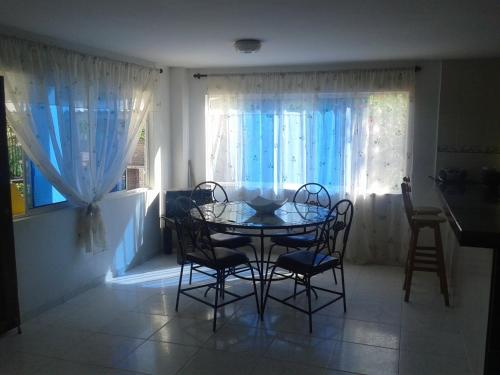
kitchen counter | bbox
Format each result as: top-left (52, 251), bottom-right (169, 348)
top-left (438, 183), bottom-right (500, 249)
top-left (436, 182), bottom-right (500, 374)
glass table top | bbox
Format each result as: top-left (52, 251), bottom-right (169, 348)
top-left (191, 201), bottom-right (332, 230)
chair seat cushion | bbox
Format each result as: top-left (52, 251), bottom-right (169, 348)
top-left (210, 233), bottom-right (252, 248)
top-left (186, 247), bottom-right (249, 270)
top-left (276, 250), bottom-right (339, 275)
top-left (412, 214), bottom-right (446, 224)
top-left (271, 233), bottom-right (317, 248)
top-left (413, 206), bottom-right (442, 215)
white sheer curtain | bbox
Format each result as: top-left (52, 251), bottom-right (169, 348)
top-left (0, 36), bottom-right (159, 252)
top-left (206, 69), bottom-right (415, 264)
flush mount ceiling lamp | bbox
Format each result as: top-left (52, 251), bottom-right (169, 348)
top-left (234, 39), bottom-right (261, 53)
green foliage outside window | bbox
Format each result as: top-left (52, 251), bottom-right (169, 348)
top-left (7, 123), bottom-right (24, 197)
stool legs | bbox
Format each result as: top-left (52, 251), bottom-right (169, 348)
top-left (433, 223), bottom-right (450, 306)
top-left (404, 227), bottom-right (419, 300)
top-left (404, 223), bottom-right (450, 306)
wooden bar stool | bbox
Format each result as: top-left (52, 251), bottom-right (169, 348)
top-left (401, 178), bottom-right (450, 306)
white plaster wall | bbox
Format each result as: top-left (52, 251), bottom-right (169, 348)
top-left (169, 67), bottom-right (191, 189)
top-left (436, 59), bottom-right (500, 182)
top-left (149, 68), bottom-right (170, 214)
top-left (13, 190), bottom-right (160, 320)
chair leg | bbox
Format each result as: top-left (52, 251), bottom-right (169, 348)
top-left (176, 262), bottom-right (185, 312)
top-left (221, 274), bottom-right (225, 300)
top-left (403, 229), bottom-right (414, 291)
top-left (332, 268), bottom-right (338, 284)
top-left (189, 263), bottom-right (194, 285)
top-left (293, 275), bottom-right (298, 298)
top-left (262, 266), bottom-right (277, 317)
top-left (248, 244), bottom-right (260, 272)
top-left (265, 244), bottom-right (276, 278)
top-left (404, 227), bottom-right (419, 302)
top-left (434, 224), bottom-right (450, 306)
top-left (249, 263), bottom-right (260, 314)
top-left (340, 264), bottom-right (347, 313)
top-left (305, 276), bottom-right (313, 333)
top-left (213, 270), bottom-right (221, 332)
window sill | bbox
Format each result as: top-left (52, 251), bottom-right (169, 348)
top-left (12, 188), bottom-right (156, 223)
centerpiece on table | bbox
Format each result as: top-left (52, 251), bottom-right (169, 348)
top-left (245, 196), bottom-right (287, 215)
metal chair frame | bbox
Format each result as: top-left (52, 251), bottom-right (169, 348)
top-left (174, 197), bottom-right (260, 331)
top-left (188, 181), bottom-right (257, 284)
top-left (263, 199), bottom-right (354, 333)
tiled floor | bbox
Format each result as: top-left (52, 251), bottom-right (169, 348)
top-left (0, 254), bottom-right (470, 375)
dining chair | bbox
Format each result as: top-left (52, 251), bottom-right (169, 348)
top-left (188, 181), bottom-right (258, 283)
top-left (270, 183), bottom-right (331, 251)
top-left (401, 178), bottom-right (449, 306)
top-left (191, 181), bottom-right (229, 204)
top-left (292, 183), bottom-right (332, 209)
top-left (174, 196), bottom-right (259, 331)
top-left (269, 182), bottom-right (336, 282)
top-left (263, 199), bottom-right (353, 333)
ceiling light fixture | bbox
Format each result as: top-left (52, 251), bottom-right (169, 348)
top-left (234, 39), bottom-right (261, 54)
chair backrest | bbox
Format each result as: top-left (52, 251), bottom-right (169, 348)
top-left (312, 199), bottom-right (354, 266)
top-left (293, 183), bottom-right (331, 209)
top-left (173, 196), bottom-right (216, 263)
top-left (401, 177), bottom-right (414, 226)
top-left (191, 181), bottom-right (229, 204)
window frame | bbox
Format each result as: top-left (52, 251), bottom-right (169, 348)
top-left (9, 116), bottom-right (151, 219)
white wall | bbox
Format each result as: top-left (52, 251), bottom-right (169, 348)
top-left (436, 59), bottom-right (500, 182)
top-left (14, 190), bottom-right (160, 320)
top-left (169, 67), bottom-right (191, 189)
top-left (149, 68), bottom-right (170, 214)
top-left (182, 61), bottom-right (443, 192)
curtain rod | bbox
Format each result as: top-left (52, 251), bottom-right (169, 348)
top-left (193, 65), bottom-right (421, 79)
top-left (0, 34), bottom-right (163, 74)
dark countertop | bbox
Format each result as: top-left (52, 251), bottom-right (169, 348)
top-left (437, 182), bottom-right (500, 249)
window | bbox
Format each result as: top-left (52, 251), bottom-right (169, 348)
top-left (206, 91), bottom-right (410, 196)
top-left (7, 122), bottom-right (147, 216)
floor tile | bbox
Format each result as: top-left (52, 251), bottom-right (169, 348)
top-left (0, 350), bottom-right (52, 375)
top-left (401, 302), bottom-right (461, 333)
top-left (34, 359), bottom-right (141, 375)
top-left (175, 296), bottom-right (239, 323)
top-left (66, 287), bottom-right (148, 312)
top-left (115, 340), bottom-right (198, 374)
top-left (63, 332), bottom-right (144, 367)
top-left (0, 324), bottom-right (92, 358)
top-left (150, 317), bottom-right (216, 346)
top-left (203, 323), bottom-right (276, 354)
top-left (329, 341), bottom-right (399, 375)
top-left (400, 327), bottom-right (466, 358)
top-left (328, 298), bottom-right (401, 326)
top-left (336, 319), bottom-right (400, 349)
top-left (179, 348), bottom-right (258, 375)
top-left (266, 332), bottom-right (337, 368)
top-left (251, 358), bottom-right (329, 375)
top-left (98, 311), bottom-right (170, 339)
top-left (399, 350), bottom-right (470, 375)
top-left (134, 291), bottom-right (182, 316)
top-left (56, 304), bottom-right (122, 332)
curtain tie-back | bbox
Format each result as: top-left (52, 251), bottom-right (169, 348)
top-left (78, 202), bottom-right (106, 253)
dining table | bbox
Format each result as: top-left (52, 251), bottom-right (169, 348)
top-left (190, 200), bottom-right (333, 314)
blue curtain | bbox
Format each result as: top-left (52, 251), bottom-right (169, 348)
top-left (228, 97), bottom-right (348, 195)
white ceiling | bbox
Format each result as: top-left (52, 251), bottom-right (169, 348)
top-left (0, 0), bottom-right (499, 68)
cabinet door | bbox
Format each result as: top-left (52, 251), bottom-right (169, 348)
top-left (0, 76), bottom-right (21, 334)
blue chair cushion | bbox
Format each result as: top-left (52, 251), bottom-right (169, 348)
top-left (186, 247), bottom-right (249, 270)
top-left (276, 250), bottom-right (339, 275)
top-left (210, 233), bottom-right (252, 248)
